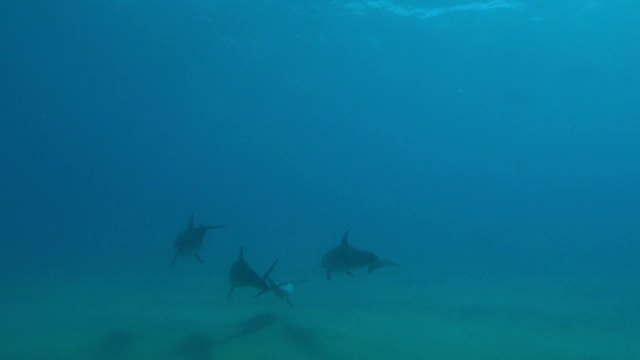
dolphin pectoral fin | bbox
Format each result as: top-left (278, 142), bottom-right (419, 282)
top-left (326, 269), bottom-right (332, 280)
top-left (286, 297), bottom-right (293, 309)
top-left (345, 271), bottom-right (355, 276)
top-left (171, 254), bottom-right (179, 266)
top-left (195, 254), bottom-right (204, 263)
top-left (228, 286), bottom-right (235, 298)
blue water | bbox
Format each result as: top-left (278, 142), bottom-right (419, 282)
top-left (1, 0), bottom-right (639, 359)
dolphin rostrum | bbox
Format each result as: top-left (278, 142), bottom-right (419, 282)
top-left (172, 213), bottom-right (227, 266)
top-left (321, 231), bottom-right (396, 280)
top-left (228, 246), bottom-right (278, 297)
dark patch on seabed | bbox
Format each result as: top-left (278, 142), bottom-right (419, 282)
top-left (223, 312), bottom-right (278, 341)
top-left (164, 312), bottom-right (278, 359)
top-left (87, 329), bottom-right (136, 360)
top-left (280, 323), bottom-right (333, 360)
top-left (169, 333), bottom-right (217, 360)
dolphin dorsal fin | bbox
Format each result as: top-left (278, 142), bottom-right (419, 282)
top-left (188, 212), bottom-right (195, 229)
top-left (340, 231), bottom-right (350, 247)
top-left (238, 246), bottom-right (244, 260)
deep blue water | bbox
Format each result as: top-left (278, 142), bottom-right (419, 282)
top-left (1, 0), bottom-right (640, 358)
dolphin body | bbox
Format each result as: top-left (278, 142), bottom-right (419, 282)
top-left (172, 213), bottom-right (227, 266)
top-left (321, 231), bottom-right (396, 280)
top-left (228, 246), bottom-right (278, 297)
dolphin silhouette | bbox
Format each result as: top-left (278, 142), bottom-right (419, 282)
top-left (321, 231), bottom-right (396, 280)
top-left (228, 246), bottom-right (278, 297)
top-left (172, 213), bottom-right (227, 265)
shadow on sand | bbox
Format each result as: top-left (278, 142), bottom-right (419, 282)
top-left (167, 312), bottom-right (278, 359)
top-left (88, 329), bottom-right (136, 360)
top-left (166, 311), bottom-right (330, 359)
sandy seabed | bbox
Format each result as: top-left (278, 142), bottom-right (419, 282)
top-left (1, 268), bottom-right (638, 360)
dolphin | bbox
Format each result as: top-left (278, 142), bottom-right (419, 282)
top-left (172, 213), bottom-right (227, 266)
top-left (321, 231), bottom-right (396, 280)
top-left (228, 246), bottom-right (278, 297)
top-left (255, 277), bottom-right (306, 308)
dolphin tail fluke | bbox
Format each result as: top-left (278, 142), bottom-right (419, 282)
top-left (253, 288), bottom-right (270, 298)
top-left (368, 259), bottom-right (397, 273)
top-left (273, 279), bottom-right (305, 289)
top-left (254, 275), bottom-right (285, 298)
top-left (263, 259), bottom-right (279, 281)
